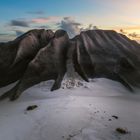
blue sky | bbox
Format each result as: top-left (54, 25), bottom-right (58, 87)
top-left (0, 0), bottom-right (94, 20)
top-left (0, 0), bottom-right (140, 41)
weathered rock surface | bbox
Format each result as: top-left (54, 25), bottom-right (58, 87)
top-left (0, 29), bottom-right (54, 87)
top-left (0, 29), bottom-right (140, 100)
top-left (72, 30), bottom-right (140, 90)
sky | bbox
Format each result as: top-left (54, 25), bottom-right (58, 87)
top-left (0, 0), bottom-right (140, 42)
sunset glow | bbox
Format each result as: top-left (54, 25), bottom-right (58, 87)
top-left (0, 0), bottom-right (140, 42)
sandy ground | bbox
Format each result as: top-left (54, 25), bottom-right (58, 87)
top-left (0, 78), bottom-right (140, 140)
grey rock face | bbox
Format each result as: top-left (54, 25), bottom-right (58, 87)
top-left (0, 29), bottom-right (140, 100)
top-left (0, 29), bottom-right (54, 87)
top-left (72, 30), bottom-right (140, 90)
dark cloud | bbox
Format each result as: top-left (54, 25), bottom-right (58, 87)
top-left (0, 33), bottom-right (9, 36)
top-left (36, 25), bottom-right (52, 29)
top-left (0, 33), bottom-right (16, 42)
top-left (119, 29), bottom-right (140, 39)
top-left (37, 25), bottom-right (48, 29)
top-left (27, 11), bottom-right (45, 15)
top-left (9, 20), bottom-right (30, 27)
top-left (0, 30), bottom-right (25, 42)
top-left (120, 29), bottom-right (127, 35)
top-left (63, 17), bottom-right (70, 20)
top-left (128, 32), bottom-right (140, 38)
top-left (59, 17), bottom-right (81, 38)
top-left (15, 30), bottom-right (25, 37)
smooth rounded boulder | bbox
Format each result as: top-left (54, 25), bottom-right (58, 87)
top-left (1, 29), bottom-right (140, 101)
top-left (0, 29), bottom-right (54, 87)
top-left (0, 30), bottom-right (69, 100)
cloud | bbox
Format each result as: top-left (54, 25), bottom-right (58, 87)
top-left (9, 19), bottom-right (30, 27)
top-left (80, 24), bottom-right (99, 31)
top-left (59, 17), bottom-right (81, 38)
top-left (0, 33), bottom-right (9, 36)
top-left (58, 17), bottom-right (100, 38)
top-left (118, 28), bottom-right (140, 43)
top-left (31, 18), bottom-right (49, 24)
top-left (119, 26), bottom-right (140, 31)
top-left (15, 30), bottom-right (25, 37)
top-left (0, 33), bottom-right (16, 42)
top-left (31, 16), bottom-right (61, 24)
top-left (27, 11), bottom-right (45, 15)
top-left (36, 25), bottom-right (48, 29)
top-left (36, 25), bottom-right (54, 29)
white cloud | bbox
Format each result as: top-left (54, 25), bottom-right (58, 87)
top-left (60, 17), bottom-right (81, 38)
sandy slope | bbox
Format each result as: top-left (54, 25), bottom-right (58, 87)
top-left (0, 78), bottom-right (140, 140)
